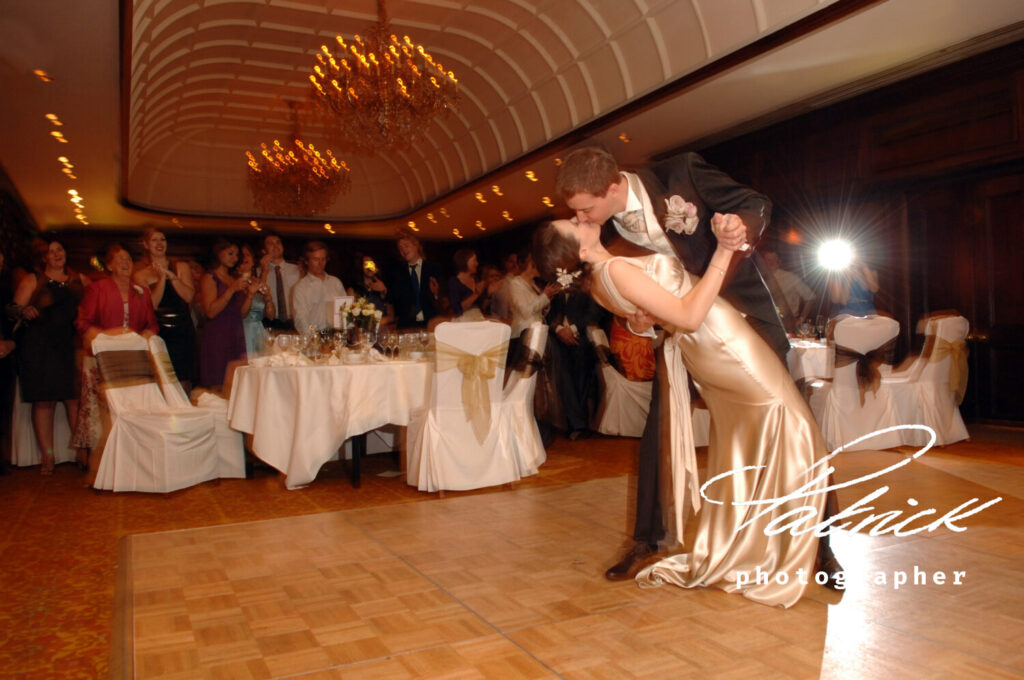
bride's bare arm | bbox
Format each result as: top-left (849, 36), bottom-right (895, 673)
top-left (608, 214), bottom-right (744, 332)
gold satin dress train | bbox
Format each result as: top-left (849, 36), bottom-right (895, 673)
top-left (592, 254), bottom-right (828, 608)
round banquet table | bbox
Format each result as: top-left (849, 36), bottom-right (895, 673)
top-left (787, 338), bottom-right (832, 382)
top-left (227, 359), bottom-right (432, 488)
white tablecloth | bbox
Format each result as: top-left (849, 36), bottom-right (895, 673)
top-left (787, 338), bottom-right (831, 381)
top-left (227, 360), bottom-right (433, 488)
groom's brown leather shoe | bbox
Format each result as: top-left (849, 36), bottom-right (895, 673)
top-left (604, 541), bottom-right (656, 581)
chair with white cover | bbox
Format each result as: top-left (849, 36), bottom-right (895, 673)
top-left (406, 321), bottom-right (521, 492)
top-left (502, 322), bottom-right (549, 475)
top-left (587, 326), bottom-right (652, 438)
top-left (884, 314), bottom-right (970, 446)
top-left (91, 332), bottom-right (218, 492)
top-left (808, 315), bottom-right (905, 451)
top-left (148, 334), bottom-right (246, 478)
top-left (10, 381), bottom-right (74, 467)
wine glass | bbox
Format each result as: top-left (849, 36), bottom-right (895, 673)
top-left (815, 315), bottom-right (827, 340)
top-left (418, 330), bottom-right (430, 352)
top-left (388, 331), bottom-right (400, 359)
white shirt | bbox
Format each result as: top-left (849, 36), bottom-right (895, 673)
top-left (773, 268), bottom-right (815, 313)
top-left (506, 276), bottom-right (550, 339)
top-left (264, 260), bottom-right (301, 319)
top-left (613, 176), bottom-right (644, 230)
top-left (291, 273), bottom-right (346, 331)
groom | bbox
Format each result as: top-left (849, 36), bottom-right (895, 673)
top-left (555, 146), bottom-right (832, 582)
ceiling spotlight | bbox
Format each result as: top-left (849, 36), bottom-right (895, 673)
top-left (491, 185), bottom-right (503, 196)
top-left (407, 220), bottom-right (419, 231)
top-left (817, 239), bottom-right (854, 271)
top-left (474, 192), bottom-right (487, 203)
top-left (524, 170), bottom-right (538, 182)
top-left (541, 196), bottom-right (553, 208)
top-left (452, 228), bottom-right (462, 239)
top-left (33, 69), bottom-right (53, 83)
top-left (618, 132), bottom-right (631, 143)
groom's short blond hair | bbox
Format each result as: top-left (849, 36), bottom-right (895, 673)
top-left (556, 146), bottom-right (620, 199)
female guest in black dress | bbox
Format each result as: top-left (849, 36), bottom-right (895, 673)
top-left (12, 237), bottom-right (89, 474)
top-left (133, 228), bottom-right (197, 391)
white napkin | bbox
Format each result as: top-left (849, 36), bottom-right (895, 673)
top-left (263, 351), bottom-right (313, 367)
top-left (369, 348), bottom-right (385, 362)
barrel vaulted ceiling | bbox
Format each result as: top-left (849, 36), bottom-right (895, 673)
top-left (1, 0), bottom-right (1023, 239)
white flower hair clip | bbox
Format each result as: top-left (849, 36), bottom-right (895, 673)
top-left (663, 195), bottom-right (699, 235)
top-left (555, 267), bottom-right (581, 288)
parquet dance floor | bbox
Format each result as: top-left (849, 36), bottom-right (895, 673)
top-left (113, 431), bottom-right (1024, 679)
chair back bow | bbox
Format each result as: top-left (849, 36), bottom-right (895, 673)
top-left (508, 344), bottom-right (544, 378)
top-left (152, 350), bottom-right (179, 386)
top-left (435, 339), bottom-right (508, 442)
top-left (96, 350), bottom-right (156, 389)
top-left (932, 338), bottom-right (969, 404)
top-left (834, 337), bottom-right (896, 406)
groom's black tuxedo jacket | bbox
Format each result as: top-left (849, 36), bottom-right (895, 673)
top-left (609, 152), bottom-right (789, 359)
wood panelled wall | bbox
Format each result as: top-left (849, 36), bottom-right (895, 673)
top-left (701, 41), bottom-right (1024, 422)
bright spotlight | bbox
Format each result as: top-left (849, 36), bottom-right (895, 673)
top-left (818, 239), bottom-right (854, 271)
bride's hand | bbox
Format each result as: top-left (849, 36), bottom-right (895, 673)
top-left (711, 213), bottom-right (746, 252)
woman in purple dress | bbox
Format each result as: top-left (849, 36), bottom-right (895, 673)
top-left (198, 240), bottom-right (247, 392)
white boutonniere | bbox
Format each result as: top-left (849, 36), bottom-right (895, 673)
top-left (555, 267), bottom-right (581, 288)
top-left (663, 195), bottom-right (699, 235)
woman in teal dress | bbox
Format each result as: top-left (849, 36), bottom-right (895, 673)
top-left (236, 244), bottom-right (275, 356)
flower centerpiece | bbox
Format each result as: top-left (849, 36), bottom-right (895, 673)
top-left (341, 297), bottom-right (383, 352)
top-left (341, 297), bottom-right (381, 330)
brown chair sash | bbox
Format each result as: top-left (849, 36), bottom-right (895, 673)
top-left (932, 338), bottom-right (969, 405)
top-left (509, 327), bottom-right (545, 378)
top-left (152, 350), bottom-right (179, 385)
top-left (96, 350), bottom-right (156, 388)
top-left (834, 337), bottom-right (896, 406)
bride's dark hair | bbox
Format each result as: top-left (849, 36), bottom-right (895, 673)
top-left (532, 221), bottom-right (589, 286)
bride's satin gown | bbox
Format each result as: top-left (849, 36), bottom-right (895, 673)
top-left (592, 254), bottom-right (828, 607)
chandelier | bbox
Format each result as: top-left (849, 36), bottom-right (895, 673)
top-left (245, 137), bottom-right (350, 216)
top-left (309, 0), bottom-right (459, 154)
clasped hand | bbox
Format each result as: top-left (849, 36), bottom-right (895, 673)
top-left (711, 213), bottom-right (747, 252)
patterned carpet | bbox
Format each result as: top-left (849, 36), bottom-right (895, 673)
top-left (1, 425), bottom-right (1020, 679)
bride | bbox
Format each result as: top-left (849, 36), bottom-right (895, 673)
top-left (534, 217), bottom-right (828, 608)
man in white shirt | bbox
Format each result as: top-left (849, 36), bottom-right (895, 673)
top-left (762, 250), bottom-right (815, 331)
top-left (260, 232), bottom-right (301, 330)
top-left (291, 241), bottom-right (345, 331)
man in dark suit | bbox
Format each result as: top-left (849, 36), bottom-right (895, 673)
top-left (545, 286), bottom-right (606, 439)
top-left (555, 147), bottom-right (843, 584)
top-left (387, 229), bottom-right (442, 329)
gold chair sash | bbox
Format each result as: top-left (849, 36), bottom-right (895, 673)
top-left (96, 350), bottom-right (156, 389)
top-left (435, 339), bottom-right (508, 443)
top-left (834, 337), bottom-right (896, 406)
top-left (932, 338), bottom-right (969, 405)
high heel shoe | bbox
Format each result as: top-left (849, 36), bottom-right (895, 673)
top-left (41, 451), bottom-right (55, 476)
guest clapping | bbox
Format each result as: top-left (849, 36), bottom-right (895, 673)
top-left (198, 240), bottom-right (248, 392)
top-left (134, 228), bottom-right (197, 391)
top-left (448, 249), bottom-right (486, 317)
top-left (236, 244), bottom-right (275, 356)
